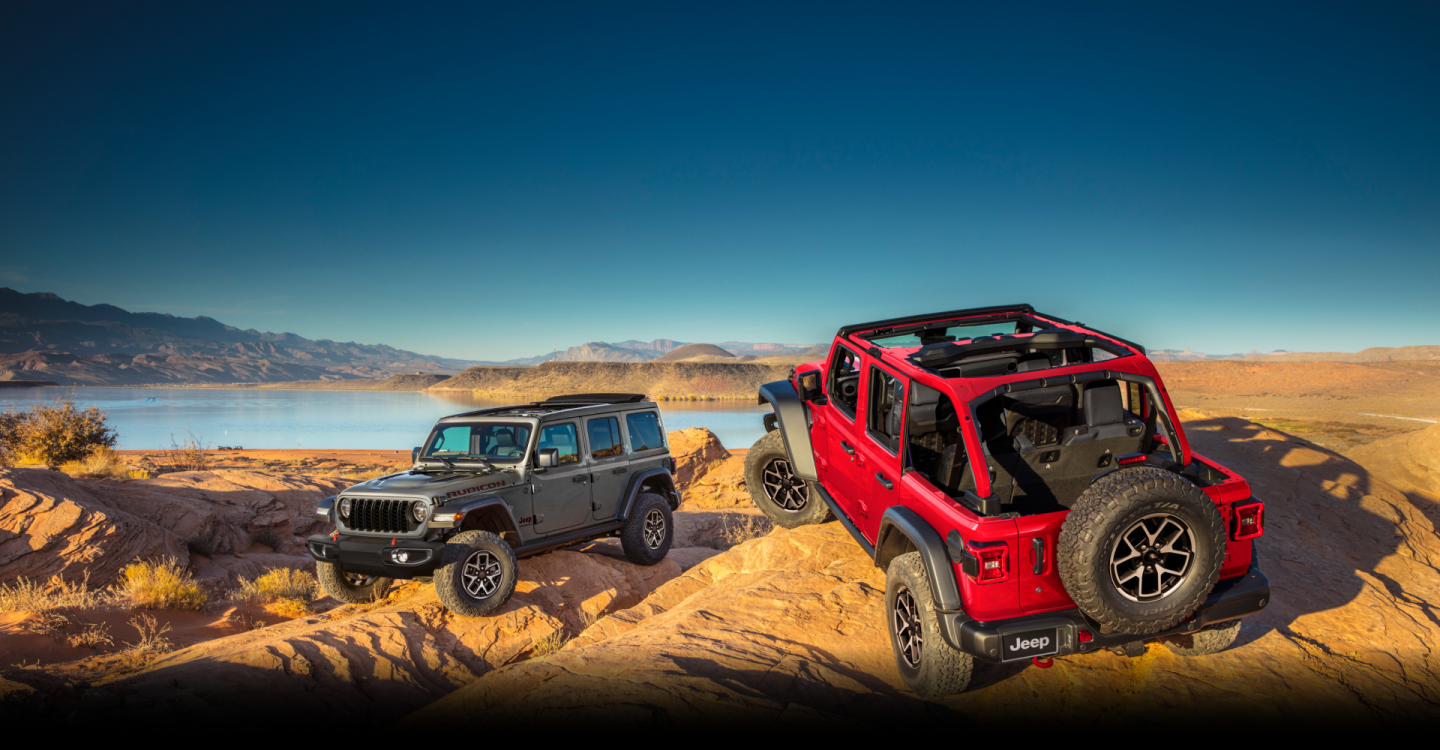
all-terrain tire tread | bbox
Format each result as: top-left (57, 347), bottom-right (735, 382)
top-left (887, 552), bottom-right (974, 699)
top-left (744, 429), bottom-right (831, 529)
top-left (434, 530), bottom-right (518, 618)
top-left (620, 493), bottom-right (673, 566)
top-left (1057, 467), bottom-right (1226, 635)
top-left (1165, 620), bottom-right (1243, 656)
top-left (316, 561), bottom-right (391, 604)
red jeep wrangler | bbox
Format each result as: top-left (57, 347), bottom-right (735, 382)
top-left (747, 305), bottom-right (1270, 698)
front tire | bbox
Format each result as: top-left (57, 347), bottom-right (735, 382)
top-left (434, 530), bottom-right (518, 618)
top-left (621, 493), bottom-right (673, 565)
top-left (886, 552), bottom-right (973, 699)
top-left (1164, 620), bottom-right (1243, 656)
top-left (316, 562), bottom-right (392, 604)
top-left (744, 429), bottom-right (830, 529)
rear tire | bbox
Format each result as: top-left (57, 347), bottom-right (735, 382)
top-left (886, 552), bottom-right (973, 699)
top-left (620, 493), bottom-right (673, 565)
top-left (316, 562), bottom-right (391, 604)
top-left (744, 429), bottom-right (830, 529)
top-left (1164, 620), bottom-right (1243, 656)
top-left (434, 530), bottom-right (518, 618)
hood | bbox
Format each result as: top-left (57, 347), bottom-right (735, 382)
top-left (342, 469), bottom-right (521, 498)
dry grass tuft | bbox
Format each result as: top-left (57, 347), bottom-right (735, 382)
top-left (120, 558), bottom-right (209, 610)
top-left (721, 514), bottom-right (775, 547)
top-left (66, 622), bottom-right (115, 650)
top-left (185, 532), bottom-right (217, 558)
top-left (60, 445), bottom-right (133, 480)
top-left (0, 573), bottom-right (109, 613)
top-left (124, 613), bottom-right (174, 664)
top-left (235, 567), bottom-right (317, 617)
top-left (27, 611), bottom-right (71, 636)
top-left (248, 527), bottom-right (284, 550)
top-left (531, 627), bottom-right (570, 658)
top-left (161, 426), bottom-right (211, 472)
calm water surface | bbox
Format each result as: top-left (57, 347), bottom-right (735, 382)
top-left (2, 387), bottom-right (771, 450)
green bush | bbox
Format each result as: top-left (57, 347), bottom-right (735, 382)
top-left (0, 398), bottom-right (117, 467)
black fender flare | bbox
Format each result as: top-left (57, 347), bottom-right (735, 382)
top-left (875, 506), bottom-right (962, 612)
top-left (444, 497), bottom-right (521, 536)
top-left (619, 468), bottom-right (679, 518)
top-left (757, 379), bottom-right (817, 482)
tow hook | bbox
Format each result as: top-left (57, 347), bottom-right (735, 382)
top-left (1032, 656), bottom-right (1054, 669)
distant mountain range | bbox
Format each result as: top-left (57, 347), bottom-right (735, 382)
top-left (1147, 348), bottom-right (1291, 362)
top-left (0, 289), bottom-right (822, 385)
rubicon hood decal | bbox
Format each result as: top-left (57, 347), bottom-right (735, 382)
top-left (446, 481), bottom-right (506, 499)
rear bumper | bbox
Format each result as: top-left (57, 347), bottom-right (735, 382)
top-left (941, 562), bottom-right (1272, 662)
top-left (306, 534), bottom-right (448, 579)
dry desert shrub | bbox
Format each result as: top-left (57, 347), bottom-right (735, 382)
top-left (0, 398), bottom-right (117, 467)
top-left (248, 527), bottom-right (284, 550)
top-left (61, 445), bottom-right (132, 480)
top-left (66, 622), bottom-right (115, 650)
top-left (0, 573), bottom-right (109, 613)
top-left (119, 558), bottom-right (209, 611)
top-left (234, 567), bottom-right (318, 616)
top-left (161, 426), bottom-right (211, 472)
top-left (184, 532), bottom-right (217, 558)
top-left (27, 611), bottom-right (71, 636)
top-left (124, 613), bottom-right (174, 665)
top-left (721, 514), bottom-right (775, 547)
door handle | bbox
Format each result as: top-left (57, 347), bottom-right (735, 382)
top-left (1032, 537), bottom-right (1045, 575)
top-left (573, 475), bottom-right (589, 484)
top-left (612, 467), bottom-right (628, 475)
top-left (840, 440), bottom-right (855, 455)
top-left (875, 472), bottom-right (893, 490)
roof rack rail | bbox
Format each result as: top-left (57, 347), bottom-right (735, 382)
top-left (540, 393), bottom-right (648, 404)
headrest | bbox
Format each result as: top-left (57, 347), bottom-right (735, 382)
top-left (493, 432), bottom-right (516, 447)
top-left (1084, 381), bottom-right (1125, 427)
top-left (1015, 353), bottom-right (1051, 373)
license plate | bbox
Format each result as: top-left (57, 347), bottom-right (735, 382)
top-left (1001, 627), bottom-right (1059, 661)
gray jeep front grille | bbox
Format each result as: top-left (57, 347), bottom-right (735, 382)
top-left (345, 497), bottom-right (421, 534)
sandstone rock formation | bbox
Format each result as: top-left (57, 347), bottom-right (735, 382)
top-left (0, 469), bottom-right (345, 587)
top-left (408, 412), bottom-right (1440, 724)
top-left (679, 453), bottom-right (751, 509)
top-left (1347, 422), bottom-right (1440, 503)
top-left (666, 427), bottom-right (730, 490)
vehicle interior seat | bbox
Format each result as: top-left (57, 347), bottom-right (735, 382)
top-left (1062, 380), bottom-right (1144, 445)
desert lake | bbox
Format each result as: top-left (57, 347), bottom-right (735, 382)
top-left (1, 387), bottom-right (771, 450)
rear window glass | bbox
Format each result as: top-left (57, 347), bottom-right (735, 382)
top-left (625, 412), bottom-right (665, 451)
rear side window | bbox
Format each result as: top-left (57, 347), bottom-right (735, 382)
top-left (587, 417), bottom-right (624, 459)
top-left (538, 423), bottom-right (580, 464)
top-left (867, 366), bottom-right (905, 451)
top-left (828, 344), bottom-right (862, 417)
top-left (625, 412), bottom-right (665, 451)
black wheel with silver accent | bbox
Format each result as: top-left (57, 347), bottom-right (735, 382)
top-left (434, 530), bottom-right (517, 617)
top-left (1058, 467), bottom-right (1227, 636)
top-left (885, 551), bottom-right (973, 699)
top-left (744, 429), bottom-right (831, 529)
top-left (317, 561), bottom-right (392, 604)
top-left (621, 492), bottom-right (672, 566)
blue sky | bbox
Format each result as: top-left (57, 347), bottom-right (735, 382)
top-left (2, 1), bottom-right (1436, 361)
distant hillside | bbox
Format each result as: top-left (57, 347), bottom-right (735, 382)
top-left (0, 288), bottom-right (485, 380)
top-left (1239, 346), bottom-right (1440, 363)
top-left (654, 343), bottom-right (736, 362)
top-left (0, 350), bottom-right (362, 386)
top-left (430, 361), bottom-right (794, 400)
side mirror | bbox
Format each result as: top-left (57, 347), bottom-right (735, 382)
top-left (536, 448), bottom-right (559, 468)
top-left (411, 447), bottom-right (421, 464)
top-left (798, 371), bottom-right (827, 404)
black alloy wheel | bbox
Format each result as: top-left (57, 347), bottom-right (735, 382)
top-left (762, 457), bottom-right (809, 512)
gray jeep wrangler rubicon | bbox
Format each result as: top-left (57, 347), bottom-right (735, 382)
top-left (307, 393), bottom-right (680, 617)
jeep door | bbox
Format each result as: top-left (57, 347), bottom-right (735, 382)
top-left (853, 359), bottom-right (906, 541)
top-left (816, 341), bottom-right (867, 518)
top-left (531, 421), bottom-right (591, 533)
top-left (585, 414), bottom-right (629, 521)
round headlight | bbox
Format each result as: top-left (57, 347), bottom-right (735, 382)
top-left (412, 501), bottom-right (428, 523)
top-left (339, 497), bottom-right (352, 519)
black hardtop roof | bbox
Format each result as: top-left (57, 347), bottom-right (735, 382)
top-left (438, 393), bottom-right (655, 422)
top-left (841, 304), bottom-right (1146, 357)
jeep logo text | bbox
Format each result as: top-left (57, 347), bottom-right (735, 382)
top-left (1010, 636), bottom-right (1050, 651)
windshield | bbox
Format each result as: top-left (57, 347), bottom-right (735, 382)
top-left (424, 422), bottom-right (532, 463)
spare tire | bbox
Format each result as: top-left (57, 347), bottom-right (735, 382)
top-left (1058, 467), bottom-right (1226, 635)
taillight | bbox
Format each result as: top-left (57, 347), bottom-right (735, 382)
top-left (1232, 501), bottom-right (1264, 540)
top-left (967, 541), bottom-right (1009, 584)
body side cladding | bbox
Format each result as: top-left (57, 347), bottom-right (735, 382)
top-left (758, 379), bottom-right (818, 482)
top-left (875, 507), bottom-right (964, 612)
top-left (618, 467), bottom-right (680, 517)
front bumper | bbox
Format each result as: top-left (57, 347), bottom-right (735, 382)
top-left (306, 534), bottom-right (448, 579)
top-left (941, 562), bottom-right (1272, 662)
